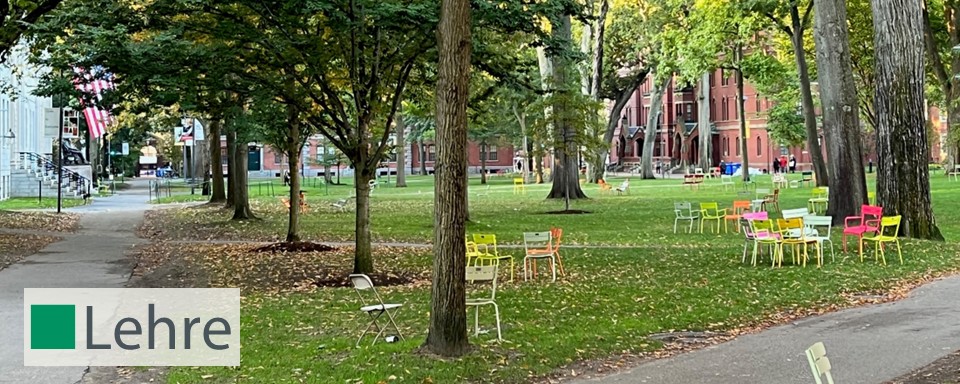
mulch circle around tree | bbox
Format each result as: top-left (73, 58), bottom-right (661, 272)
top-left (251, 241), bottom-right (337, 253)
top-left (313, 271), bottom-right (420, 288)
top-left (543, 210), bottom-right (592, 214)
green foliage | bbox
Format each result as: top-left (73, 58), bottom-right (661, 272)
top-left (765, 95), bottom-right (806, 147)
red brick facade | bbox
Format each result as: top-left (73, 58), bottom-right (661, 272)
top-left (611, 70), bottom-right (946, 172)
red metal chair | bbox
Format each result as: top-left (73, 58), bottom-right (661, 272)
top-left (842, 205), bottom-right (883, 253)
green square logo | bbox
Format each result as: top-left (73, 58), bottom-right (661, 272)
top-left (30, 305), bottom-right (76, 350)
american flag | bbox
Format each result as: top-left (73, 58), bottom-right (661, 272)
top-left (73, 66), bottom-right (115, 138)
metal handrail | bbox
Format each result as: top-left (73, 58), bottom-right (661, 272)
top-left (17, 152), bottom-right (93, 195)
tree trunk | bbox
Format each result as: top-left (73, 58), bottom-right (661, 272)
top-left (590, 0), bottom-right (608, 99)
top-left (231, 134), bottom-right (255, 220)
top-left (872, 0), bottom-right (943, 240)
top-left (534, 150), bottom-right (544, 183)
top-left (792, 7), bottom-right (829, 185)
top-left (208, 118), bottom-right (226, 203)
top-left (735, 47), bottom-right (751, 182)
top-left (546, 15), bottom-right (587, 200)
top-left (425, 0), bottom-right (470, 357)
top-left (813, 0), bottom-right (869, 224)
top-left (698, 72), bottom-right (712, 169)
top-left (419, 141), bottom-right (428, 175)
top-left (225, 127), bottom-right (237, 209)
top-left (352, 162), bottom-right (375, 273)
top-left (285, 105), bottom-right (301, 242)
top-left (641, 74), bottom-right (669, 179)
top-left (593, 75), bottom-right (644, 183)
top-left (396, 115), bottom-right (407, 187)
top-left (323, 151), bottom-right (333, 184)
top-left (480, 142), bottom-right (487, 184)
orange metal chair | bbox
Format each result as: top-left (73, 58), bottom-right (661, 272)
top-left (724, 201), bottom-right (752, 233)
top-left (529, 227), bottom-right (566, 278)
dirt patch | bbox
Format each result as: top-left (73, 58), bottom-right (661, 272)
top-left (82, 366), bottom-right (167, 384)
top-left (252, 241), bottom-right (336, 253)
top-left (0, 234), bottom-right (60, 271)
top-left (886, 350), bottom-right (960, 384)
top-left (127, 243), bottom-right (210, 289)
top-left (315, 271), bottom-right (420, 288)
top-left (543, 210), bottom-right (592, 215)
top-left (0, 211), bottom-right (79, 232)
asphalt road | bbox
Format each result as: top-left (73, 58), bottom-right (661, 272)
top-left (572, 275), bottom-right (960, 384)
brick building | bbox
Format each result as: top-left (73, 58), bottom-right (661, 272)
top-left (251, 135), bottom-right (520, 177)
top-left (610, 70), bottom-right (947, 172)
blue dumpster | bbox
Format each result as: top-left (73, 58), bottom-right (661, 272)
top-left (729, 163), bottom-right (742, 175)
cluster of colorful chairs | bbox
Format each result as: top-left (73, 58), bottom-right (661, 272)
top-left (465, 228), bottom-right (566, 282)
top-left (674, 199), bottom-right (904, 267)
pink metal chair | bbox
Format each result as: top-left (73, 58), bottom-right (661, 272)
top-left (842, 205), bottom-right (883, 253)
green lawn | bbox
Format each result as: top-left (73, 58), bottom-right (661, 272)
top-left (0, 197), bottom-right (87, 210)
top-left (153, 172), bottom-right (960, 384)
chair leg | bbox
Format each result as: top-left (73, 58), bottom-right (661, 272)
top-left (674, 218), bottom-right (679, 233)
top-left (896, 240), bottom-right (903, 264)
top-left (842, 234), bottom-right (847, 253)
top-left (523, 257), bottom-right (529, 281)
top-left (859, 238), bottom-right (865, 262)
top-left (474, 306), bottom-right (480, 336)
top-left (384, 308), bottom-right (405, 341)
top-left (555, 251), bottom-right (565, 276)
top-left (551, 255), bottom-right (556, 282)
top-left (493, 303), bottom-right (502, 341)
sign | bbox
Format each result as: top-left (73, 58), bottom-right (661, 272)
top-left (43, 108), bottom-right (59, 137)
top-left (24, 288), bottom-right (240, 367)
top-left (122, 142), bottom-right (129, 155)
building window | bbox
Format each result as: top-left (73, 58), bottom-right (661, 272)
top-left (721, 70), bottom-right (728, 86)
top-left (676, 104), bottom-right (683, 119)
top-left (721, 98), bottom-right (727, 121)
top-left (734, 100), bottom-right (739, 119)
top-left (710, 98), bottom-right (716, 120)
top-left (274, 151), bottom-right (284, 164)
top-left (427, 145), bottom-right (437, 161)
top-left (686, 104), bottom-right (692, 116)
top-left (755, 95), bottom-right (761, 113)
top-left (480, 145), bottom-right (498, 161)
top-left (221, 148), bottom-right (228, 165)
top-left (735, 136), bottom-right (740, 156)
top-left (756, 136), bottom-right (762, 156)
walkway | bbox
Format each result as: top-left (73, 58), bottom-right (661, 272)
top-left (0, 183), bottom-right (151, 384)
top-left (572, 275), bottom-right (960, 384)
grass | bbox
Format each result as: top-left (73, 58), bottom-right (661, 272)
top-left (151, 172), bottom-right (960, 384)
top-left (0, 197), bottom-right (87, 210)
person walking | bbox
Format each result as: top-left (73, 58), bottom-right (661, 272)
top-left (772, 158), bottom-right (781, 174)
top-left (789, 155), bottom-right (797, 173)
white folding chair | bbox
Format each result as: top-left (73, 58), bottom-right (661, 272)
top-left (673, 202), bottom-right (700, 233)
top-left (522, 231), bottom-right (556, 282)
top-left (805, 341), bottom-right (835, 384)
top-left (803, 215), bottom-right (835, 263)
top-left (466, 265), bottom-right (502, 341)
top-left (349, 274), bottom-right (404, 347)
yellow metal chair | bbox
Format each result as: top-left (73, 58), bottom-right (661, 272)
top-left (778, 218), bottom-right (820, 267)
top-left (807, 187), bottom-right (828, 214)
top-left (513, 178), bottom-right (526, 195)
top-left (466, 237), bottom-right (482, 266)
top-left (861, 215), bottom-right (903, 265)
top-left (749, 219), bottom-right (782, 267)
top-left (699, 202), bottom-right (727, 233)
top-left (473, 234), bottom-right (514, 282)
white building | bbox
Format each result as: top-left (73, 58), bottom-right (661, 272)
top-left (0, 44), bottom-right (54, 201)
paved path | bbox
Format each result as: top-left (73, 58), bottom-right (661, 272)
top-left (0, 185), bottom-right (150, 384)
top-left (572, 275), bottom-right (960, 384)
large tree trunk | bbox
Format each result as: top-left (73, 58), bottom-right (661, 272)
top-left (792, 7), bottom-right (829, 185)
top-left (592, 75), bottom-right (645, 183)
top-left (209, 118), bottom-right (226, 203)
top-left (735, 46), bottom-right (751, 182)
top-left (546, 15), bottom-right (587, 200)
top-left (425, 0), bottom-right (470, 357)
top-left (225, 126), bottom-right (237, 209)
top-left (396, 115), bottom-right (407, 187)
top-left (534, 149), bottom-right (544, 183)
top-left (352, 162), bottom-right (375, 273)
top-left (285, 105), bottom-right (301, 242)
top-left (813, 0), bottom-right (869, 224)
top-left (873, 0), bottom-right (943, 240)
top-left (641, 74), bottom-right (669, 179)
top-left (698, 72), bottom-right (712, 169)
top-left (231, 133), bottom-right (255, 220)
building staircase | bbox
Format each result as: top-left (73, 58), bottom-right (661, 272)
top-left (9, 152), bottom-right (92, 199)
